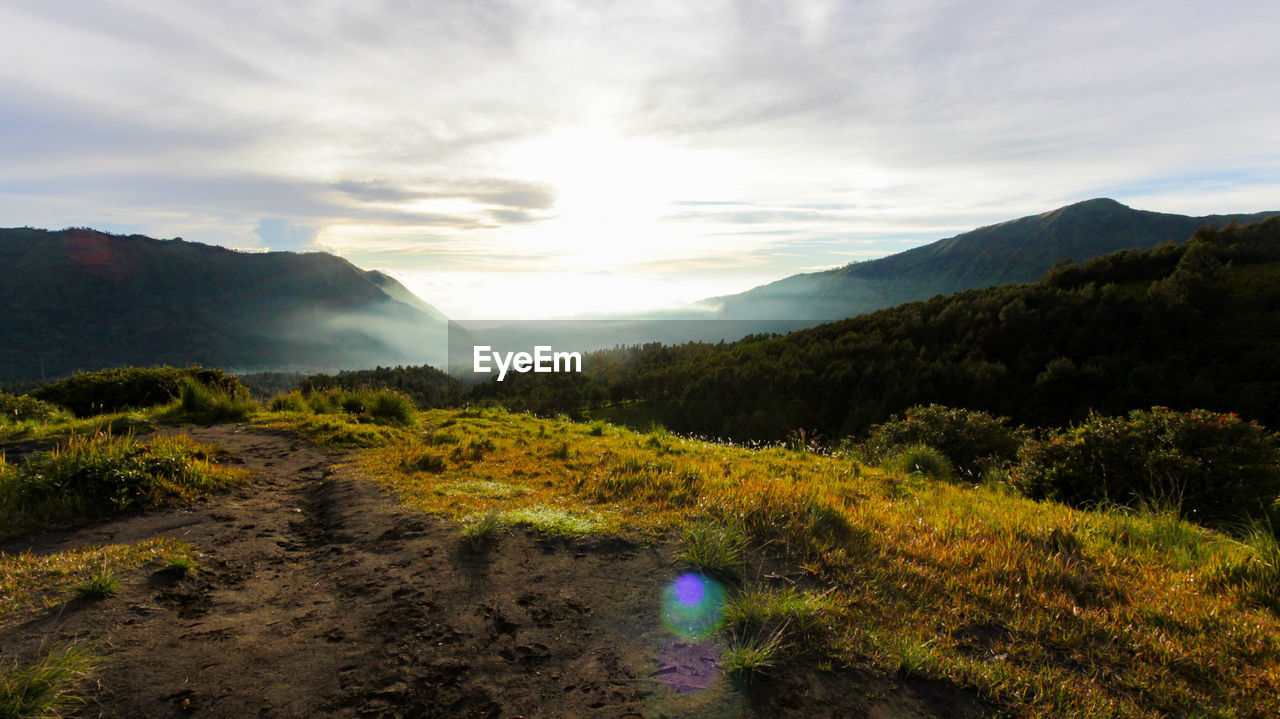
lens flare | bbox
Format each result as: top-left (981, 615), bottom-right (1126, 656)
top-left (661, 572), bottom-right (726, 640)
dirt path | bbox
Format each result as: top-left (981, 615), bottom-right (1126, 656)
top-left (0, 426), bottom-right (988, 718)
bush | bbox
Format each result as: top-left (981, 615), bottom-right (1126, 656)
top-left (30, 367), bottom-right (248, 417)
top-left (0, 393), bottom-right (68, 425)
top-left (268, 392), bottom-right (308, 413)
top-left (1011, 407), bottom-right (1280, 528)
top-left (864, 405), bottom-right (1024, 480)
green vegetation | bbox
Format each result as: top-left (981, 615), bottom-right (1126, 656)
top-left (0, 393), bottom-right (68, 425)
top-left (0, 226), bottom-right (449, 381)
top-left (460, 512), bottom-right (503, 548)
top-left (0, 643), bottom-right (98, 719)
top-left (30, 366), bottom-right (247, 417)
top-left (156, 379), bottom-right (257, 424)
top-left (879, 443), bottom-right (956, 482)
top-left (678, 521), bottom-right (748, 578)
top-left (475, 216), bottom-right (1280, 442)
top-left (72, 569), bottom-right (120, 600)
top-left (1012, 407), bottom-right (1280, 528)
top-left (0, 538), bottom-right (195, 625)
top-left (347, 407), bottom-right (1280, 717)
top-left (862, 405), bottom-right (1024, 479)
top-left (296, 365), bottom-right (462, 411)
top-left (0, 431), bottom-right (246, 538)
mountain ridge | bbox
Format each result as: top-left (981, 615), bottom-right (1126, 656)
top-left (703, 198), bottom-right (1279, 320)
top-left (0, 227), bottom-right (449, 381)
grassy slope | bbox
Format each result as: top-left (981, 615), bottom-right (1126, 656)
top-left (297, 407), bottom-right (1280, 718)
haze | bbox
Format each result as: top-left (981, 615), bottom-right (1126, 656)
top-left (1, 0), bottom-right (1277, 318)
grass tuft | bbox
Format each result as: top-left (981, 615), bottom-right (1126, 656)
top-left (0, 643), bottom-right (99, 719)
top-left (461, 512), bottom-right (503, 549)
top-left (72, 569), bottom-right (120, 600)
top-left (678, 521), bottom-right (748, 578)
top-left (722, 626), bottom-right (787, 680)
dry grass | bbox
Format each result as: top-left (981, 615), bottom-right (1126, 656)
top-left (285, 407), bottom-right (1280, 717)
top-left (0, 538), bottom-right (197, 626)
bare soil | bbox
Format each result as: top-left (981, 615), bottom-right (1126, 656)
top-left (0, 425), bottom-right (994, 718)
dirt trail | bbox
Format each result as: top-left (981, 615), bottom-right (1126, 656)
top-left (0, 425), bottom-right (989, 718)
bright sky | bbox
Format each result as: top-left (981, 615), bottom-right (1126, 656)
top-left (2, 1), bottom-right (1278, 318)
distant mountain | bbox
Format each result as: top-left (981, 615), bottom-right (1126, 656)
top-left (704, 198), bottom-right (1279, 320)
top-left (0, 227), bottom-right (449, 381)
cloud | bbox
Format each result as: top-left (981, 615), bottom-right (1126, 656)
top-left (254, 219), bottom-right (318, 251)
top-left (1, 0), bottom-right (1278, 318)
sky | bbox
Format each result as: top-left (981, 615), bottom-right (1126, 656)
top-left (2, 0), bottom-right (1278, 319)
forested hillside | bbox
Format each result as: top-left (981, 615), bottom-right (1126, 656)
top-left (477, 216), bottom-right (1280, 440)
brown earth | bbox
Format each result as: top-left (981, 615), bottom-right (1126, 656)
top-left (0, 425), bottom-right (995, 718)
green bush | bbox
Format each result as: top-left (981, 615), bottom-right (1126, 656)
top-left (864, 405), bottom-right (1024, 480)
top-left (1011, 407), bottom-right (1280, 528)
top-left (0, 393), bottom-right (67, 425)
top-left (268, 392), bottom-right (308, 413)
top-left (30, 367), bottom-right (247, 417)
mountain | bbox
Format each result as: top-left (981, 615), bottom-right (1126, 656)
top-left (704, 198), bottom-right (1279, 320)
top-left (0, 227), bottom-right (449, 381)
top-left (476, 215), bottom-right (1280, 439)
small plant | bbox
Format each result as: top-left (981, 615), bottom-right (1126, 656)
top-left (881, 443), bottom-right (955, 482)
top-left (0, 643), bottom-right (99, 719)
top-left (461, 512), bottom-right (502, 549)
top-left (163, 555), bottom-right (199, 577)
top-left (722, 627), bottom-right (787, 680)
top-left (588, 420), bottom-right (606, 437)
top-left (401, 449), bottom-right (446, 473)
top-left (366, 390), bottom-right (414, 425)
top-left (678, 520), bottom-right (748, 578)
top-left (73, 569), bottom-right (120, 600)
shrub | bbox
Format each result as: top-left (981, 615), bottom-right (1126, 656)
top-left (1011, 407), bottom-right (1280, 528)
top-left (864, 405), bottom-right (1024, 480)
top-left (0, 393), bottom-right (67, 425)
top-left (366, 390), bottom-right (414, 424)
top-left (31, 367), bottom-right (248, 417)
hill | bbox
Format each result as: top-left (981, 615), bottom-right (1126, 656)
top-left (477, 215), bottom-right (1280, 439)
top-left (705, 198), bottom-right (1278, 320)
top-left (0, 227), bottom-right (449, 381)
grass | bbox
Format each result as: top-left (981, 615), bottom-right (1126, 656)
top-left (156, 380), bottom-right (257, 424)
top-left (0, 431), bottom-right (247, 539)
top-left (344, 407), bottom-right (1280, 717)
top-left (0, 643), bottom-right (99, 719)
top-left (163, 554), bottom-right (199, 577)
top-left (678, 520), bottom-right (748, 578)
top-left (0, 538), bottom-right (196, 625)
top-left (72, 569), bottom-right (120, 600)
top-left (722, 627), bottom-right (787, 681)
top-left (460, 512), bottom-right (502, 548)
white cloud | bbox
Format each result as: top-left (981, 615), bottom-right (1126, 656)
top-left (1, 0), bottom-right (1278, 316)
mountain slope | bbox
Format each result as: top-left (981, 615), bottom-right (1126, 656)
top-left (479, 215), bottom-right (1280, 438)
top-left (706, 198), bottom-right (1278, 320)
top-left (0, 227), bottom-right (449, 380)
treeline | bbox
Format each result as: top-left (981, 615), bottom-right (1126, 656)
top-left (471, 216), bottom-right (1280, 441)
